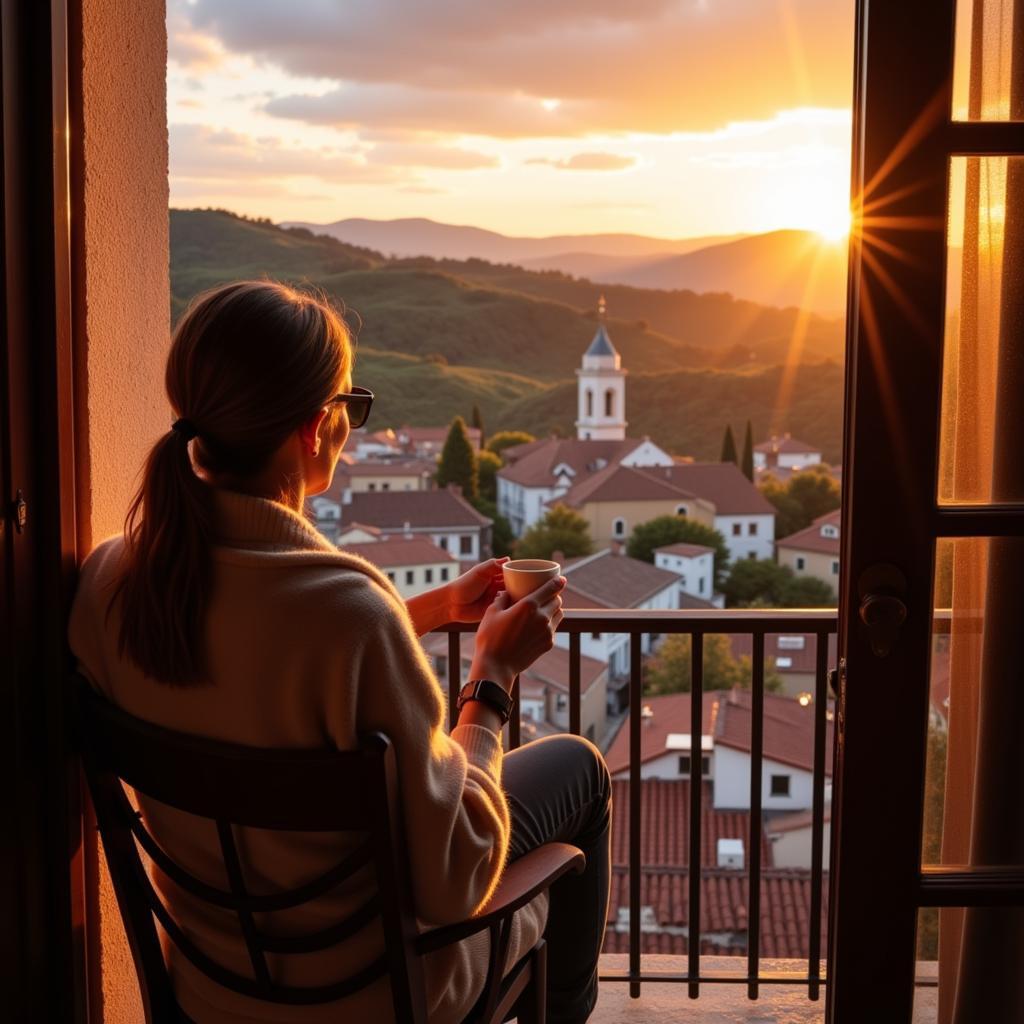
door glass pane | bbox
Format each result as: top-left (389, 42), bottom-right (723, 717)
top-left (924, 537), bottom-right (1024, 868)
top-left (952, 0), bottom-right (1024, 121)
top-left (938, 157), bottom-right (1024, 504)
top-left (914, 907), bottom-right (1024, 1021)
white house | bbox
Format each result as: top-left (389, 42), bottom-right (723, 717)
top-left (653, 542), bottom-right (716, 604)
top-left (637, 462), bottom-right (775, 563)
top-left (310, 485), bottom-right (492, 560)
top-left (341, 536), bottom-right (460, 599)
top-left (604, 688), bottom-right (833, 812)
top-left (776, 509), bottom-right (841, 593)
top-left (753, 434), bottom-right (822, 473)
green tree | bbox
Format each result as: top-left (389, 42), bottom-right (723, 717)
top-left (760, 463), bottom-right (840, 538)
top-left (472, 497), bottom-right (515, 558)
top-left (722, 558), bottom-right (792, 607)
top-left (470, 403), bottom-right (485, 447)
top-left (476, 449), bottom-right (503, 503)
top-left (487, 430), bottom-right (535, 457)
top-left (626, 516), bottom-right (731, 587)
top-left (436, 416), bottom-right (478, 499)
top-left (779, 575), bottom-right (836, 607)
top-left (646, 633), bottom-right (783, 695)
top-left (516, 504), bottom-right (593, 561)
top-left (720, 424), bottom-right (738, 466)
top-left (723, 558), bottom-right (837, 608)
top-left (741, 420), bottom-right (755, 481)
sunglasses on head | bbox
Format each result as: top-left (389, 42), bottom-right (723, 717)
top-left (327, 386), bottom-right (374, 430)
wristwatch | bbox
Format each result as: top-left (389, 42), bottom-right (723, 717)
top-left (456, 679), bottom-right (514, 726)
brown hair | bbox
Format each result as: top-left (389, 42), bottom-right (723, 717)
top-left (112, 280), bottom-right (352, 685)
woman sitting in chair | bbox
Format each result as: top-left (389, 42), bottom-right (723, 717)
top-left (69, 281), bottom-right (610, 1024)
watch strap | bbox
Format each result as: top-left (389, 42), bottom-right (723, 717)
top-left (456, 679), bottom-right (513, 725)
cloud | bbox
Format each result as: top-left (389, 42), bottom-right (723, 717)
top-left (363, 142), bottom-right (500, 170)
top-left (169, 123), bottom-right (407, 185)
top-left (178, 0), bottom-right (854, 137)
top-left (526, 152), bottom-right (637, 171)
top-left (265, 85), bottom-right (598, 139)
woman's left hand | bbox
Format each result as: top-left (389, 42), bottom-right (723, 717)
top-left (447, 558), bottom-right (509, 623)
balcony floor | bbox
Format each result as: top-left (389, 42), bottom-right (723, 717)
top-left (579, 956), bottom-right (939, 1023)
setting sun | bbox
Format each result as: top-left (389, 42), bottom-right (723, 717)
top-left (816, 205), bottom-right (853, 242)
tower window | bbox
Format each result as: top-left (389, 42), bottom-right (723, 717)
top-left (605, 389), bottom-right (615, 417)
top-left (586, 389), bottom-right (594, 418)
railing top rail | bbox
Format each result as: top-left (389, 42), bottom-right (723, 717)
top-left (436, 608), bottom-right (840, 634)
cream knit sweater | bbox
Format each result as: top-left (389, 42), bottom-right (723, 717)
top-left (68, 488), bottom-right (546, 1023)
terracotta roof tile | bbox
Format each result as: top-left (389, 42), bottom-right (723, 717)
top-left (558, 464), bottom-right (696, 508)
top-left (638, 462), bottom-right (775, 517)
top-left (655, 543), bottom-right (715, 558)
top-left (497, 437), bottom-right (643, 488)
top-left (605, 689), bottom-right (833, 777)
top-left (604, 868), bottom-right (828, 959)
top-left (561, 551), bottom-right (680, 609)
top-left (610, 780), bottom-right (771, 867)
top-left (776, 509), bottom-right (841, 555)
top-left (341, 537), bottom-right (457, 568)
top-left (343, 487), bottom-right (491, 530)
top-left (340, 459), bottom-right (435, 478)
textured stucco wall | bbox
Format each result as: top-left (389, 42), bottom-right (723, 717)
top-left (75, 2), bottom-right (169, 1020)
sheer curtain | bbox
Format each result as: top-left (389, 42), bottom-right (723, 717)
top-left (938, 2), bottom-right (1024, 1017)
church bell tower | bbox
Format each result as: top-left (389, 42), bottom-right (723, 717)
top-left (576, 296), bottom-right (627, 441)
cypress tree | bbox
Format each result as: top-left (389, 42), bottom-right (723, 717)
top-left (436, 416), bottom-right (479, 499)
top-left (470, 404), bottom-right (485, 447)
top-left (741, 420), bottom-right (755, 481)
top-left (720, 424), bottom-right (738, 466)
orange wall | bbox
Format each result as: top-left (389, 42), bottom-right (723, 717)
top-left (75, 1), bottom-right (169, 1019)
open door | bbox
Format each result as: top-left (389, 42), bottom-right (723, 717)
top-left (830, 1), bottom-right (1024, 1021)
top-left (0, 0), bottom-right (83, 1019)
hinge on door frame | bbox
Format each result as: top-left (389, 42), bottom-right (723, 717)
top-left (12, 489), bottom-right (27, 533)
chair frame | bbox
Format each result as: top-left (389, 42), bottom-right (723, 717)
top-left (73, 677), bottom-right (584, 1023)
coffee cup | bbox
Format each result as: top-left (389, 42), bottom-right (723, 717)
top-left (502, 559), bottom-right (561, 601)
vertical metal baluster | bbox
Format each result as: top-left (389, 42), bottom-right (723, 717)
top-left (447, 631), bottom-right (460, 733)
top-left (629, 632), bottom-right (642, 999)
top-left (688, 631), bottom-right (704, 999)
top-left (747, 632), bottom-right (764, 1000)
top-left (509, 675), bottom-right (521, 749)
top-left (808, 629), bottom-right (830, 999)
top-left (570, 632), bottom-right (581, 736)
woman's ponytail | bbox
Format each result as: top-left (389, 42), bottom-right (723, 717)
top-left (113, 427), bottom-right (216, 685)
top-left (109, 280), bottom-right (352, 686)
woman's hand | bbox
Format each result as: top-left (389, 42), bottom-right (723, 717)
top-left (469, 575), bottom-right (566, 690)
top-left (447, 558), bottom-right (509, 624)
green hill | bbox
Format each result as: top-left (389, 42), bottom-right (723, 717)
top-left (495, 361), bottom-right (846, 464)
top-left (169, 209), bottom-right (845, 459)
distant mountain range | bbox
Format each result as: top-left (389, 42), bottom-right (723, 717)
top-left (284, 217), bottom-right (848, 317)
top-left (282, 216), bottom-right (742, 263)
top-left (171, 209), bottom-right (846, 461)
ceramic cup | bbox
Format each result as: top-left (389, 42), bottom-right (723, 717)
top-left (502, 559), bottom-right (561, 601)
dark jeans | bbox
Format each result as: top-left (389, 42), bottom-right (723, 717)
top-left (503, 734), bottom-right (612, 1024)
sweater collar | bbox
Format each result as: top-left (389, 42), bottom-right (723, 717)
top-left (212, 487), bottom-right (335, 553)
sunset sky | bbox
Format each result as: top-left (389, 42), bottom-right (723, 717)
top-left (168, 0), bottom-right (855, 239)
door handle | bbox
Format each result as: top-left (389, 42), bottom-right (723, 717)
top-left (858, 563), bottom-right (908, 658)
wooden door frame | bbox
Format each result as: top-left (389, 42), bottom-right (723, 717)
top-left (831, 1), bottom-right (1024, 1020)
top-left (0, 0), bottom-right (85, 1019)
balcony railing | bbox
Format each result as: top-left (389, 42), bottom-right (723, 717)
top-left (435, 607), bottom-right (839, 1003)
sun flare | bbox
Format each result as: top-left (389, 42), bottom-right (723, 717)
top-left (815, 205), bottom-right (853, 242)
